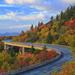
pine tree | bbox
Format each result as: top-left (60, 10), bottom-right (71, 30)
top-left (46, 32), bottom-right (53, 44)
top-left (31, 45), bottom-right (35, 53)
top-left (56, 15), bottom-right (59, 21)
top-left (20, 30), bottom-right (25, 36)
top-left (31, 24), bottom-right (33, 30)
top-left (50, 16), bottom-right (54, 26)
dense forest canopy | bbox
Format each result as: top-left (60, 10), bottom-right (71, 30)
top-left (12, 6), bottom-right (75, 47)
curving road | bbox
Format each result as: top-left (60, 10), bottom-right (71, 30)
top-left (21, 44), bottom-right (73, 75)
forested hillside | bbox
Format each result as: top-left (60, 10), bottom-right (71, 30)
top-left (0, 5), bottom-right (75, 75)
top-left (12, 6), bottom-right (75, 48)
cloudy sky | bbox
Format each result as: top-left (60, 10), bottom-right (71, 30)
top-left (0, 0), bottom-right (75, 33)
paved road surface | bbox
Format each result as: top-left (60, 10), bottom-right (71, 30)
top-left (21, 44), bottom-right (73, 75)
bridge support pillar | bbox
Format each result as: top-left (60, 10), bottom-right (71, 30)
top-left (4, 44), bottom-right (7, 50)
top-left (19, 47), bottom-right (25, 54)
top-left (22, 47), bottom-right (25, 54)
top-left (19, 47), bottom-right (22, 54)
top-left (4, 44), bottom-right (9, 51)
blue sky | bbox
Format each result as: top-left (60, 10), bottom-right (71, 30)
top-left (0, 0), bottom-right (75, 33)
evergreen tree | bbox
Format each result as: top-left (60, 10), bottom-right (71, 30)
top-left (31, 45), bottom-right (35, 53)
top-left (56, 15), bottom-right (59, 21)
top-left (20, 30), bottom-right (25, 36)
top-left (46, 32), bottom-right (53, 44)
top-left (51, 16), bottom-right (53, 21)
top-left (60, 11), bottom-right (64, 20)
top-left (31, 24), bottom-right (33, 30)
top-left (50, 16), bottom-right (54, 26)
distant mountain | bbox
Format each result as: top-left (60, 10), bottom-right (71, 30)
top-left (0, 32), bottom-right (20, 36)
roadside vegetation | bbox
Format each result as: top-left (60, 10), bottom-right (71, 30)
top-left (51, 47), bottom-right (75, 75)
top-left (0, 5), bottom-right (75, 74)
top-left (51, 60), bottom-right (75, 75)
top-left (12, 6), bottom-right (75, 75)
top-left (0, 45), bottom-right (58, 74)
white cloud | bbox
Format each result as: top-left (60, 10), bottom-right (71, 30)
top-left (0, 12), bottom-right (16, 20)
top-left (18, 12), bottom-right (45, 20)
top-left (1, 0), bottom-right (51, 22)
top-left (4, 0), bottom-right (52, 15)
top-left (7, 12), bottom-right (16, 16)
top-left (0, 24), bottom-right (31, 29)
top-left (8, 24), bottom-right (31, 29)
top-left (0, 11), bottom-right (45, 21)
top-left (5, 0), bottom-right (36, 4)
top-left (30, 4), bottom-right (50, 11)
top-left (62, 0), bottom-right (75, 4)
top-left (0, 4), bottom-right (14, 7)
top-left (5, 0), bottom-right (51, 11)
top-left (5, 0), bottom-right (13, 4)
